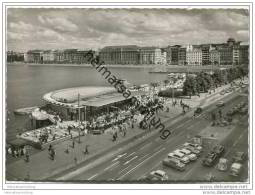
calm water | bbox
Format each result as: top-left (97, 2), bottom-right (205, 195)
top-left (6, 64), bottom-right (167, 140)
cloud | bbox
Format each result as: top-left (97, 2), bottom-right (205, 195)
top-left (38, 15), bottom-right (78, 32)
top-left (6, 8), bottom-right (249, 52)
top-left (9, 21), bottom-right (34, 31)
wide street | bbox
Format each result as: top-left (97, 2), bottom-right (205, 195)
top-left (56, 89), bottom-right (249, 182)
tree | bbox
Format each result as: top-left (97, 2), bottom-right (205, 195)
top-left (163, 79), bottom-right (170, 87)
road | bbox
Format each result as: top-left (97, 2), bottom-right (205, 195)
top-left (60, 91), bottom-right (248, 182)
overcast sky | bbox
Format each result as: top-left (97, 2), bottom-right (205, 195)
top-left (7, 8), bottom-right (249, 52)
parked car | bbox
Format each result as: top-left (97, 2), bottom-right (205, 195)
top-left (162, 157), bottom-right (186, 171)
top-left (230, 163), bottom-right (243, 176)
top-left (140, 174), bottom-right (160, 181)
top-left (194, 107), bottom-right (203, 115)
top-left (217, 158), bottom-right (228, 171)
top-left (178, 149), bottom-right (197, 161)
top-left (216, 101), bottom-right (225, 107)
top-left (202, 152), bottom-right (218, 167)
top-left (213, 145), bottom-right (225, 157)
top-left (220, 91), bottom-right (225, 95)
top-left (232, 152), bottom-right (247, 163)
top-left (183, 146), bottom-right (201, 156)
top-left (150, 170), bottom-right (169, 180)
top-left (168, 152), bottom-right (190, 164)
top-left (183, 142), bottom-right (203, 151)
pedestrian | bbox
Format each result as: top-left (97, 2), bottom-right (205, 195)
top-left (25, 152), bottom-right (29, 162)
top-left (74, 157), bottom-right (77, 164)
top-left (48, 144), bottom-right (52, 152)
top-left (148, 123), bottom-right (151, 131)
top-left (67, 126), bottom-right (71, 135)
top-left (72, 140), bottom-right (75, 148)
top-left (65, 145), bottom-right (69, 154)
top-left (84, 145), bottom-right (89, 155)
top-left (218, 109), bottom-right (222, 119)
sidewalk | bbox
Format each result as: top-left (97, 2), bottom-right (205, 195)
top-left (6, 125), bottom-right (144, 180)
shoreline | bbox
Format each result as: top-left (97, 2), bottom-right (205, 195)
top-left (7, 63), bottom-right (156, 68)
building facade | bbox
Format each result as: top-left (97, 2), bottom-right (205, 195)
top-left (217, 45), bottom-right (233, 65)
top-left (186, 45), bottom-right (202, 66)
top-left (209, 49), bottom-right (220, 65)
top-left (178, 47), bottom-right (186, 65)
top-left (139, 47), bottom-right (161, 65)
top-left (201, 45), bottom-right (211, 66)
top-left (99, 45), bottom-right (140, 65)
top-left (42, 50), bottom-right (57, 63)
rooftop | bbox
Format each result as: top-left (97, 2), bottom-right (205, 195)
top-left (43, 86), bottom-right (134, 108)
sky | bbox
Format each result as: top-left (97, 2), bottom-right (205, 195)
top-left (7, 8), bottom-right (249, 52)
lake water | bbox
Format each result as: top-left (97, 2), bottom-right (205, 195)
top-left (6, 64), bottom-right (168, 141)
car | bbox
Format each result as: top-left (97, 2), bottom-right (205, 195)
top-left (183, 146), bottom-right (201, 156)
top-left (162, 157), bottom-right (186, 171)
top-left (220, 91), bottom-right (225, 95)
top-left (168, 152), bottom-right (190, 164)
top-left (216, 101), bottom-right (225, 107)
top-left (202, 152), bottom-right (218, 167)
top-left (232, 152), bottom-right (247, 163)
top-left (140, 174), bottom-right (160, 181)
top-left (150, 170), bottom-right (168, 181)
top-left (194, 107), bottom-right (203, 115)
top-left (217, 158), bottom-right (228, 171)
top-left (178, 149), bottom-right (197, 161)
top-left (230, 163), bottom-right (243, 176)
top-left (213, 145), bottom-right (225, 157)
top-left (183, 142), bottom-right (203, 151)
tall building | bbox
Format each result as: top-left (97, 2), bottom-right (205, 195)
top-left (166, 45), bottom-right (181, 65)
top-left (209, 49), bottom-right (220, 65)
top-left (99, 45), bottom-right (140, 65)
top-left (239, 44), bottom-right (249, 65)
top-left (139, 47), bottom-right (161, 65)
top-left (217, 45), bottom-right (233, 65)
top-left (186, 45), bottom-right (202, 66)
top-left (201, 44), bottom-right (211, 65)
top-left (178, 47), bottom-right (186, 65)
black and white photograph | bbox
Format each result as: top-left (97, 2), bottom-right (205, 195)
top-left (1, 1), bottom-right (253, 194)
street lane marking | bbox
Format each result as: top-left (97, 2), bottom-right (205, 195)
top-left (104, 161), bottom-right (119, 171)
top-left (139, 154), bottom-right (149, 161)
top-left (112, 153), bottom-right (127, 162)
top-left (123, 156), bottom-right (138, 165)
top-left (124, 152), bottom-right (136, 159)
top-left (87, 173), bottom-right (98, 180)
top-left (117, 147), bottom-right (166, 180)
top-left (138, 143), bottom-right (152, 151)
top-left (118, 165), bottom-right (132, 175)
top-left (153, 145), bottom-right (163, 152)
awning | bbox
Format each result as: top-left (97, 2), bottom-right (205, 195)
top-left (8, 139), bottom-right (27, 148)
top-left (82, 93), bottom-right (131, 107)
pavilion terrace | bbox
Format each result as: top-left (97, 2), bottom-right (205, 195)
top-left (42, 86), bottom-right (142, 121)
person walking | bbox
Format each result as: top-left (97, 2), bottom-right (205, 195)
top-left (48, 144), bottom-right (52, 152)
top-left (83, 145), bottom-right (89, 155)
top-left (25, 152), bottom-right (30, 162)
top-left (72, 140), bottom-right (75, 148)
top-left (74, 157), bottom-right (77, 165)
